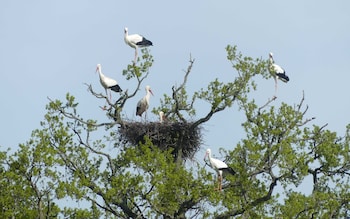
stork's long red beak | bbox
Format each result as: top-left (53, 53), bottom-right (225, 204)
top-left (149, 89), bottom-right (154, 96)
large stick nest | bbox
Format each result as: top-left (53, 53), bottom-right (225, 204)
top-left (118, 121), bottom-right (202, 160)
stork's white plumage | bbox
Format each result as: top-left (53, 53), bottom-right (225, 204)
top-left (96, 64), bottom-right (122, 100)
top-left (158, 111), bottom-right (166, 123)
top-left (159, 111), bottom-right (164, 123)
top-left (204, 148), bottom-right (236, 191)
top-left (268, 53), bottom-right (289, 96)
top-left (136, 85), bottom-right (153, 119)
top-left (124, 27), bottom-right (153, 63)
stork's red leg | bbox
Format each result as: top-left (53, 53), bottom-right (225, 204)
top-left (109, 90), bottom-right (112, 102)
top-left (274, 77), bottom-right (278, 95)
top-left (134, 49), bottom-right (138, 63)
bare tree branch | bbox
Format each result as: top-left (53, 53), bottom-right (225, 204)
top-left (165, 55), bottom-right (196, 122)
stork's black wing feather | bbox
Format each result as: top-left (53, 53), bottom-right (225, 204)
top-left (276, 73), bottom-right (289, 83)
top-left (136, 37), bottom-right (153, 47)
top-left (110, 84), bottom-right (122, 92)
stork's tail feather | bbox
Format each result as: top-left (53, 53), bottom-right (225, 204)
top-left (137, 38), bottom-right (153, 47)
top-left (220, 167), bottom-right (236, 175)
top-left (227, 167), bottom-right (236, 175)
top-left (110, 84), bottom-right (123, 92)
top-left (276, 73), bottom-right (289, 83)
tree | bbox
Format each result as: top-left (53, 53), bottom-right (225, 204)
top-left (1, 46), bottom-right (350, 218)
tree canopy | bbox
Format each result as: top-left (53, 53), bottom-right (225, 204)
top-left (1, 46), bottom-right (350, 218)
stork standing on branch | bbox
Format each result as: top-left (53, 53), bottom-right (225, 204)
top-left (124, 27), bottom-right (153, 63)
top-left (96, 64), bottom-right (122, 101)
top-left (204, 148), bottom-right (236, 191)
top-left (268, 52), bottom-right (289, 96)
top-left (136, 85), bottom-right (153, 120)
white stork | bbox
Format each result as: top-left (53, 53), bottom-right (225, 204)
top-left (96, 64), bottom-right (122, 101)
top-left (204, 148), bottom-right (236, 191)
top-left (136, 85), bottom-right (153, 119)
top-left (124, 27), bottom-right (153, 63)
top-left (158, 111), bottom-right (166, 123)
top-left (268, 52), bottom-right (289, 96)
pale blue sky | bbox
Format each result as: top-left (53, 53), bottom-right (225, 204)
top-left (1, 0), bottom-right (349, 182)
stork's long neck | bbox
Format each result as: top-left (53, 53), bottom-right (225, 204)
top-left (206, 151), bottom-right (213, 162)
top-left (145, 90), bottom-right (151, 103)
top-left (207, 151), bottom-right (212, 159)
top-left (124, 30), bottom-right (128, 43)
top-left (97, 67), bottom-right (105, 80)
top-left (207, 152), bottom-right (216, 168)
